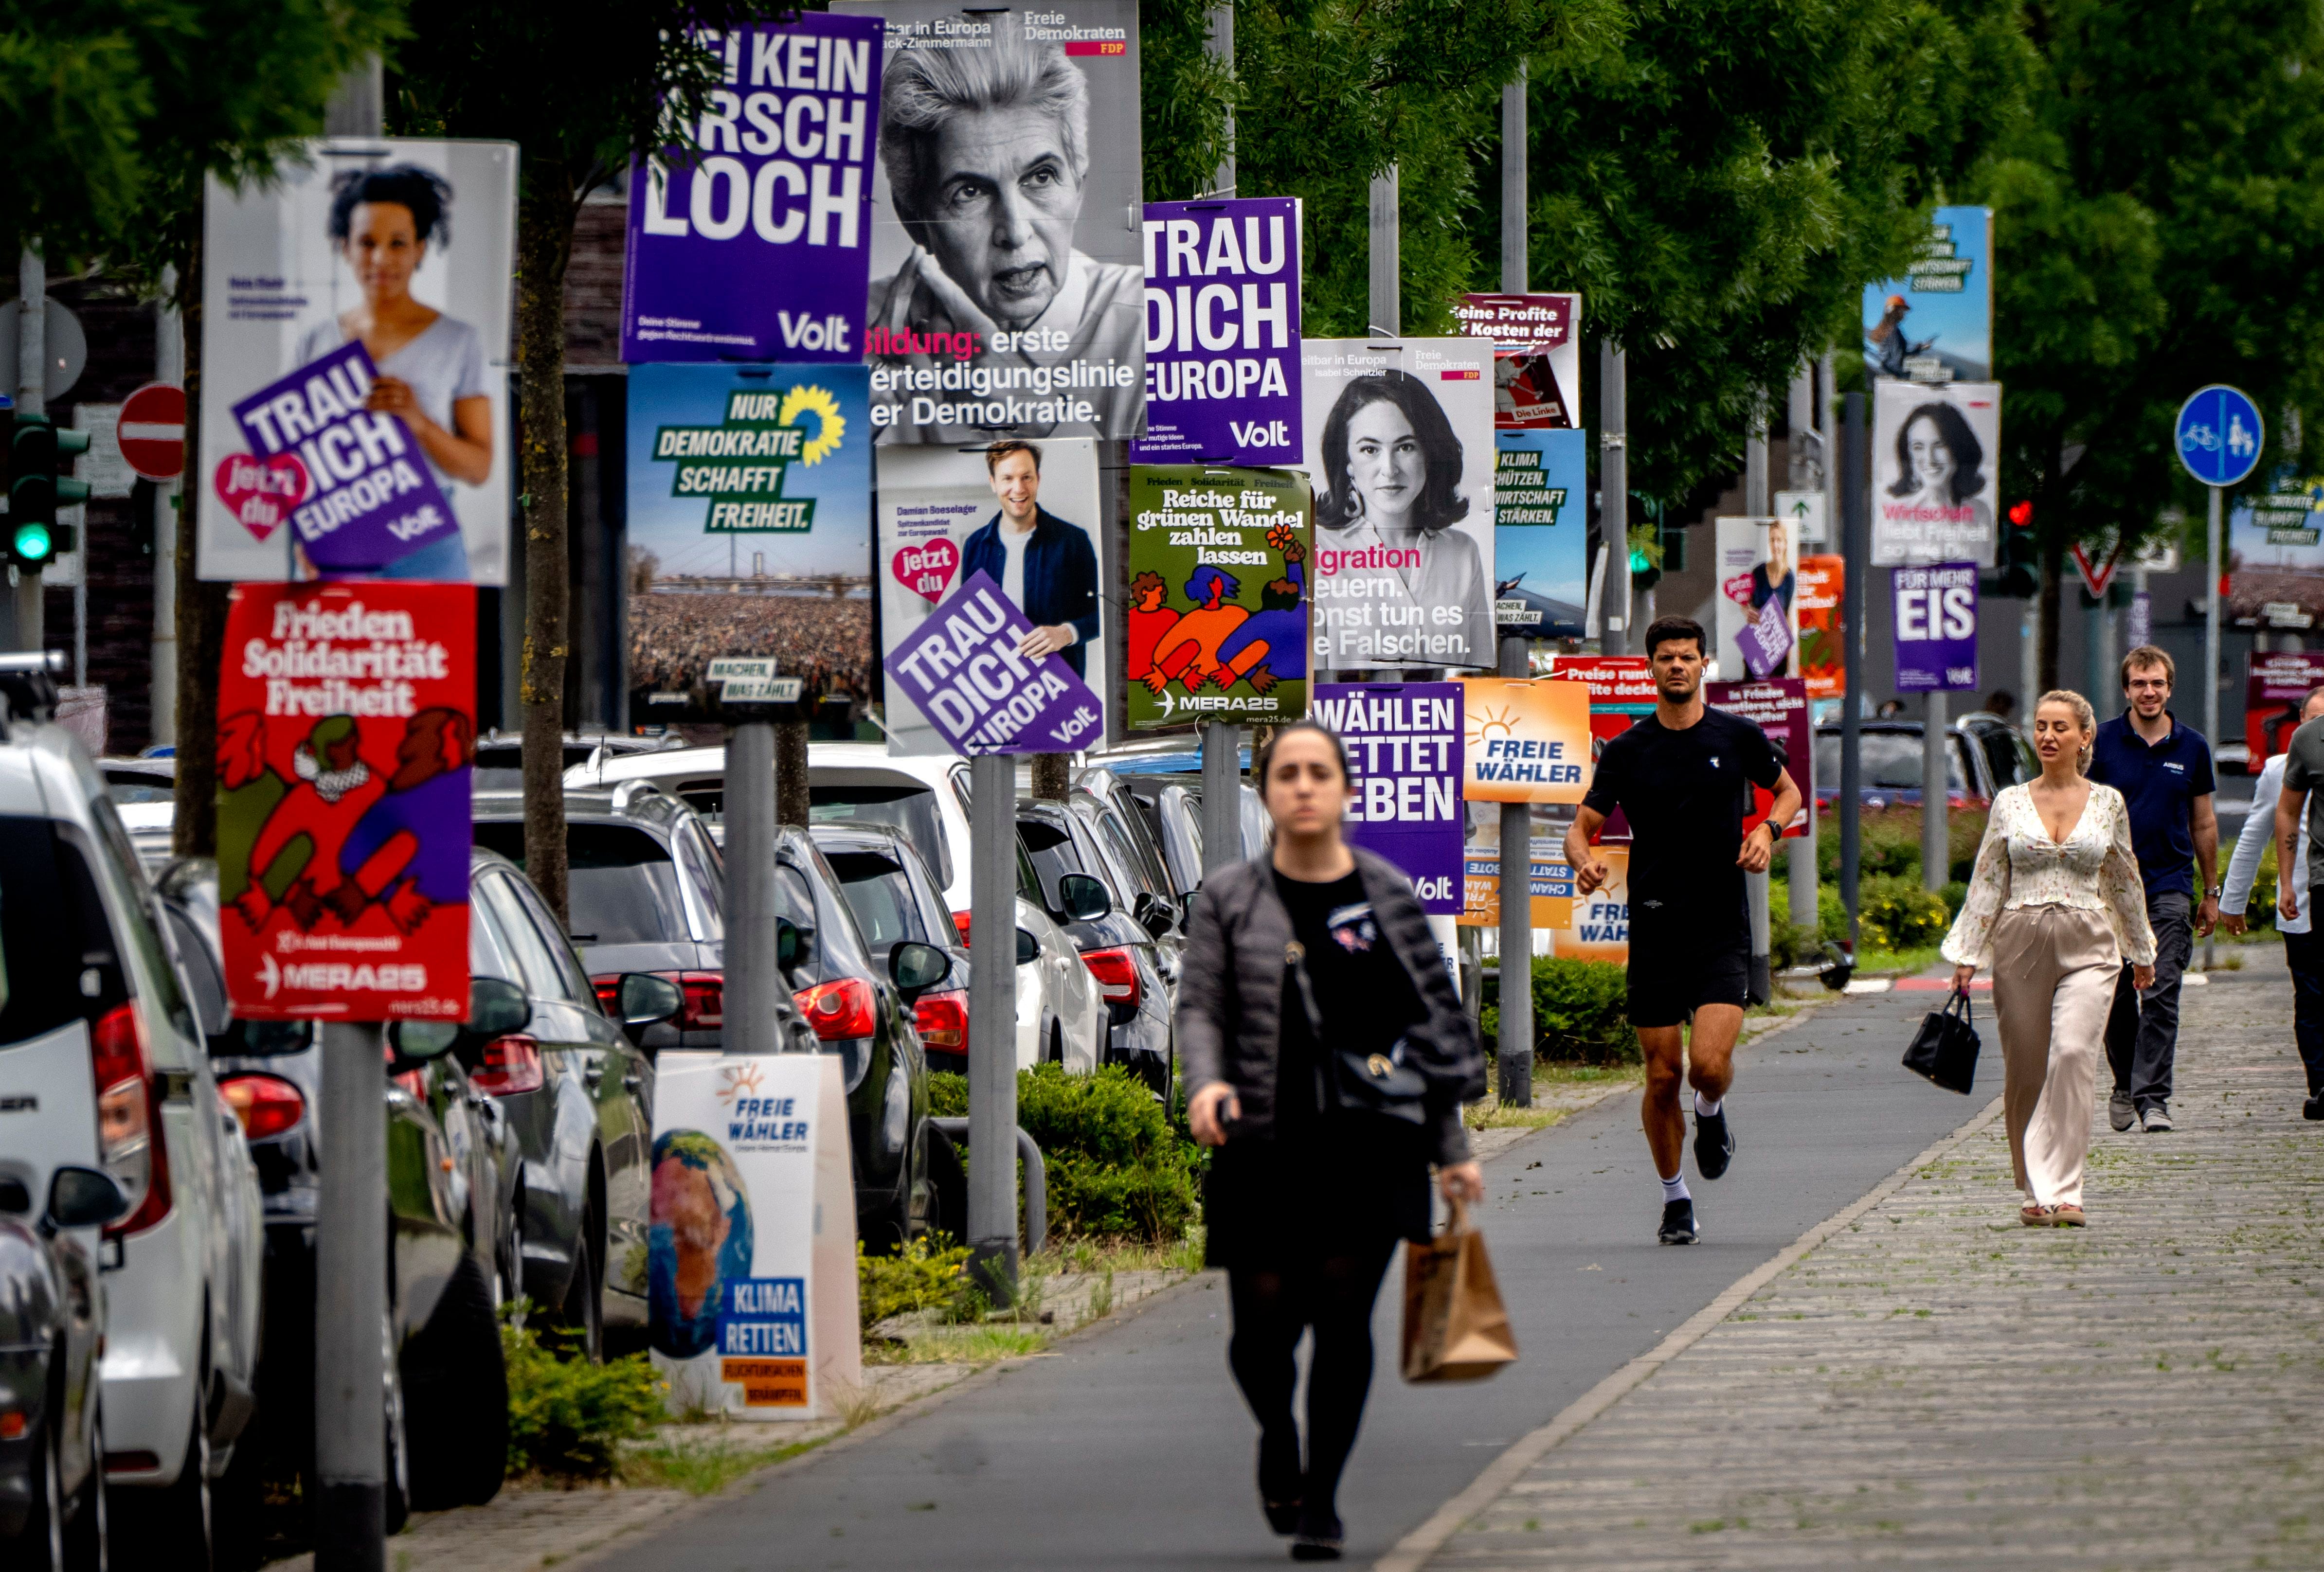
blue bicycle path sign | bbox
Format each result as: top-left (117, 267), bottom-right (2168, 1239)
top-left (2177, 384), bottom-right (2263, 488)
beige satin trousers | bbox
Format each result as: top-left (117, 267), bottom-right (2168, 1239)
top-left (1988, 905), bottom-right (2121, 1209)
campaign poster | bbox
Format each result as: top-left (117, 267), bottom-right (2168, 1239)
top-left (1706, 678), bottom-right (1810, 838)
top-left (835, 0), bottom-right (1144, 444)
top-left (216, 581), bottom-right (473, 1022)
top-left (1451, 292), bottom-right (1581, 429)
top-left (623, 13), bottom-right (885, 364)
top-left (1890, 562), bottom-right (1980, 692)
top-left (1301, 339), bottom-right (1496, 670)
top-left (1713, 517), bottom-right (1800, 681)
top-left (1863, 206), bottom-right (1991, 383)
top-left (1312, 683), bottom-right (1462, 913)
top-left (1130, 198), bottom-right (1300, 465)
top-left (1460, 676), bottom-right (1591, 804)
top-left (1797, 554), bottom-right (1845, 702)
top-left (883, 571), bottom-right (1105, 755)
top-left (198, 139), bottom-right (517, 584)
top-left (650, 1054), bottom-right (860, 1420)
top-left (1492, 429), bottom-right (1588, 638)
top-left (2227, 481), bottom-right (2324, 630)
top-left (1124, 465), bottom-right (1309, 730)
top-left (625, 364), bottom-right (873, 717)
top-left (874, 439), bottom-right (1105, 755)
top-left (2246, 651), bottom-right (2324, 761)
top-left (1871, 379), bottom-right (2001, 567)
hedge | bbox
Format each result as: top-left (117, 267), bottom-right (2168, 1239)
top-left (1482, 956), bottom-right (1634, 1064)
top-left (926, 1065), bottom-right (1203, 1243)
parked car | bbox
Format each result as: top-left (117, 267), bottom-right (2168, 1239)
top-left (1812, 717), bottom-right (2022, 808)
top-left (0, 673), bottom-right (266, 1568)
top-left (154, 859), bottom-right (517, 1526)
top-left (471, 730), bottom-right (688, 791)
top-left (1074, 768), bottom-right (1194, 938)
top-left (772, 827), bottom-right (945, 1247)
top-left (0, 1165), bottom-right (126, 1569)
top-left (1017, 801), bottom-right (1177, 1095)
top-left (470, 785), bottom-right (746, 1054)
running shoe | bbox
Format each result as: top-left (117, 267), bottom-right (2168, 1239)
top-left (2142, 1103), bottom-right (2174, 1132)
top-left (1291, 1508), bottom-right (1344, 1561)
top-left (1693, 1106), bottom-right (1735, 1180)
top-left (1658, 1198), bottom-right (1698, 1245)
top-left (2108, 1087), bottom-right (2136, 1132)
top-left (2305, 1092), bottom-right (2324, 1122)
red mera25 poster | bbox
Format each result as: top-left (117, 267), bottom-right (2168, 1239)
top-left (217, 581), bottom-right (475, 1020)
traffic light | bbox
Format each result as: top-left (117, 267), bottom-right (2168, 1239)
top-left (6, 412), bottom-right (90, 570)
top-left (1986, 499), bottom-right (2038, 598)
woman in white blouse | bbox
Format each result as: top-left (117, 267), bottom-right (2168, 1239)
top-left (1943, 691), bottom-right (2157, 1226)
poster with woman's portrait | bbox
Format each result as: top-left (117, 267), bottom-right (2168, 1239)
top-left (875, 438), bottom-right (1106, 754)
top-left (1714, 517), bottom-right (1800, 681)
top-left (1871, 380), bottom-right (2002, 566)
top-left (1299, 339), bottom-right (1496, 671)
top-left (835, 0), bottom-right (1144, 446)
top-left (198, 139), bottom-right (518, 584)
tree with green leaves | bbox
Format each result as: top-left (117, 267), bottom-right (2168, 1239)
top-left (392, 0), bottom-right (790, 921)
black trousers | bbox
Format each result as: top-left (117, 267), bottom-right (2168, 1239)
top-left (1225, 1238), bottom-right (1398, 1521)
top-left (2106, 889), bottom-right (2192, 1110)
top-left (2285, 929), bottom-right (2324, 1095)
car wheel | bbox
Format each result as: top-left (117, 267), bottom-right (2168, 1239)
top-left (553, 1217), bottom-right (604, 1364)
top-left (382, 1331), bottom-right (410, 1538)
top-left (18, 1410), bottom-right (62, 1572)
top-left (1046, 1023), bottom-right (1063, 1066)
top-left (61, 1402), bottom-right (104, 1572)
top-left (498, 1203), bottom-right (527, 1330)
top-left (403, 1254), bottom-right (510, 1511)
top-left (211, 1425), bottom-right (265, 1571)
top-left (151, 1403), bottom-right (212, 1570)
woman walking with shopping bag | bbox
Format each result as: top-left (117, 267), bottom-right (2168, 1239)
top-left (1942, 691), bottom-right (2157, 1226)
top-left (1179, 721), bottom-right (1487, 1561)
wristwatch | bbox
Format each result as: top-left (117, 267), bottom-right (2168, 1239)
top-left (2205, 884), bottom-right (2223, 899)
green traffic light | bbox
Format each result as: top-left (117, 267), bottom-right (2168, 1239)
top-left (11, 522), bottom-right (54, 564)
top-left (1628, 549), bottom-right (1650, 572)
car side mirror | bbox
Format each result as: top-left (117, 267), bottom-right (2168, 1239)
top-left (1057, 872), bottom-right (1111, 922)
top-left (617, 972), bottom-right (685, 1026)
top-left (387, 1018), bottom-right (461, 1067)
top-left (468, 977), bottom-right (532, 1038)
top-left (1015, 927), bottom-right (1040, 966)
top-left (777, 915), bottom-right (806, 975)
top-left (44, 1165), bottom-right (129, 1233)
top-left (1133, 891), bottom-right (1174, 938)
top-left (888, 940), bottom-right (952, 1005)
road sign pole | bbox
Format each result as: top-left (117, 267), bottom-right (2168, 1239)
top-left (1494, 69), bottom-right (1534, 1107)
top-left (1840, 393), bottom-right (1868, 957)
top-left (725, 716), bottom-right (783, 1058)
top-left (314, 1021), bottom-right (388, 1572)
top-left (966, 752), bottom-right (1019, 1297)
top-left (2206, 482), bottom-right (2222, 974)
top-left (4, 249), bottom-right (45, 652)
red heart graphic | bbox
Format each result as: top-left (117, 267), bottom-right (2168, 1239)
top-left (214, 452), bottom-right (311, 544)
top-left (891, 539), bottom-right (959, 605)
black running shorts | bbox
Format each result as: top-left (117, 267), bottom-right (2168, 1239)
top-left (1625, 930), bottom-right (1750, 1028)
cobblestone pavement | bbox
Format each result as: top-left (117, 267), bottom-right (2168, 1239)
top-left (1427, 952), bottom-right (2324, 1571)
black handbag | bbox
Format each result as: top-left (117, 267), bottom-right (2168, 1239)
top-left (1286, 939), bottom-right (1428, 1125)
top-left (1902, 988), bottom-right (1982, 1094)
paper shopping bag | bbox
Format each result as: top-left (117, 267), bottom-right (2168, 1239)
top-left (1401, 1199), bottom-right (1518, 1383)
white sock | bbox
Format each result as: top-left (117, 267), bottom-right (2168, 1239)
top-left (1695, 1092), bottom-right (1723, 1118)
top-left (1660, 1173), bottom-right (1691, 1204)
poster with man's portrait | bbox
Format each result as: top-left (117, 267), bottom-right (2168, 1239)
top-left (1871, 379), bottom-right (2001, 566)
top-left (1299, 339), bottom-right (1496, 671)
top-left (875, 438), bottom-right (1107, 754)
top-left (1713, 516), bottom-right (1801, 682)
top-left (834, 0), bottom-right (1144, 446)
top-left (198, 139), bottom-right (518, 584)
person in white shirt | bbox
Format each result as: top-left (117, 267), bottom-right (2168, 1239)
top-left (2221, 685), bottom-right (2324, 1119)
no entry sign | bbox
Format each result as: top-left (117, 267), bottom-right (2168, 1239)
top-left (118, 381), bottom-right (186, 481)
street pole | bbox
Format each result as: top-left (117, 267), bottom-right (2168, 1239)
top-left (2205, 482), bottom-right (2223, 972)
top-left (1922, 689), bottom-right (1947, 891)
top-left (7, 248), bottom-right (47, 652)
top-left (966, 752), bottom-right (1019, 1296)
top-left (1840, 393), bottom-right (1867, 957)
top-left (1198, 1), bottom-right (1242, 878)
top-left (775, 716), bottom-right (809, 828)
top-left (1369, 168), bottom-right (1398, 339)
top-left (1784, 365), bottom-right (1818, 934)
top-left (1743, 413), bottom-right (1773, 997)
top-left (1599, 340), bottom-right (1627, 656)
top-left (1495, 71), bottom-right (1534, 1106)
top-left (725, 718), bottom-right (782, 1056)
top-left (314, 69), bottom-right (388, 1572)
top-left (151, 267), bottom-right (182, 744)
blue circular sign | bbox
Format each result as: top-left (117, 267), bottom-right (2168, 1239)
top-left (2176, 384), bottom-right (2264, 488)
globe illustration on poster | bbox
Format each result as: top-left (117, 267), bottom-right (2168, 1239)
top-left (648, 1129), bottom-right (754, 1358)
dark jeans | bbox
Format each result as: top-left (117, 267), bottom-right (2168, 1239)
top-left (2107, 889), bottom-right (2192, 1111)
top-left (1226, 1238), bottom-right (1397, 1522)
top-left (2284, 929), bottom-right (2324, 1095)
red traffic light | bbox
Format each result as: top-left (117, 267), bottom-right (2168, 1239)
top-left (2008, 501), bottom-right (2034, 527)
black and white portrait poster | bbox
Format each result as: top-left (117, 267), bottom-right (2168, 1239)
top-left (1871, 379), bottom-right (2001, 566)
top-left (834, 0), bottom-right (1144, 446)
top-left (1299, 339), bottom-right (1496, 671)
top-left (875, 437), bottom-right (1108, 754)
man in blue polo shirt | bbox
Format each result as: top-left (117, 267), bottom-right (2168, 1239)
top-left (2089, 645), bottom-right (2219, 1133)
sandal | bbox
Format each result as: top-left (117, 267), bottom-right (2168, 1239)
top-left (2051, 1204), bottom-right (2086, 1227)
top-left (2019, 1204), bottom-right (2055, 1227)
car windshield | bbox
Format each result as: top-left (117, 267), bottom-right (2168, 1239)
top-left (103, 768), bottom-right (174, 805)
top-left (825, 851), bottom-right (935, 948)
top-left (471, 821), bottom-right (690, 944)
top-left (472, 741), bottom-right (606, 791)
top-left (1018, 816), bottom-right (1086, 913)
top-left (1815, 731), bottom-right (1969, 794)
top-left (810, 784), bottom-right (950, 888)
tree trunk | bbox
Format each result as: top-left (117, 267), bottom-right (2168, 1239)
top-left (172, 227), bottom-right (230, 856)
top-left (2037, 534), bottom-right (2063, 696)
top-left (1031, 753), bottom-right (1070, 801)
top-left (517, 179), bottom-right (575, 924)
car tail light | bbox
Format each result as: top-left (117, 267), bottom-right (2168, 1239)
top-left (952, 910), bottom-right (973, 944)
top-left (793, 976), bottom-right (877, 1042)
top-left (915, 988), bottom-right (968, 1050)
top-left (1081, 947), bottom-right (1141, 1009)
top-left (593, 971), bottom-right (725, 1030)
top-left (90, 1001), bottom-right (170, 1239)
top-left (219, 1073), bottom-right (306, 1142)
top-left (469, 1035), bottom-right (545, 1096)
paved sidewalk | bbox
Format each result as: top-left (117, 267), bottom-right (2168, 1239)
top-left (1432, 946), bottom-right (2324, 1570)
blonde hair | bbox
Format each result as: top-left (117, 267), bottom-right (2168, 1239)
top-left (2036, 689), bottom-right (2097, 773)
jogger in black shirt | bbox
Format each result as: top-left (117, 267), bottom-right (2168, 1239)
top-left (1563, 616), bottom-right (1801, 1244)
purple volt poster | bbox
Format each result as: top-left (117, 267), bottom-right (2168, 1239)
top-left (1891, 561), bottom-right (1980, 692)
top-left (1130, 197), bottom-right (1301, 466)
top-left (883, 571), bottom-right (1106, 755)
top-left (226, 340), bottom-right (457, 573)
top-left (1311, 682), bottom-right (1464, 913)
top-left (622, 13), bottom-right (883, 364)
